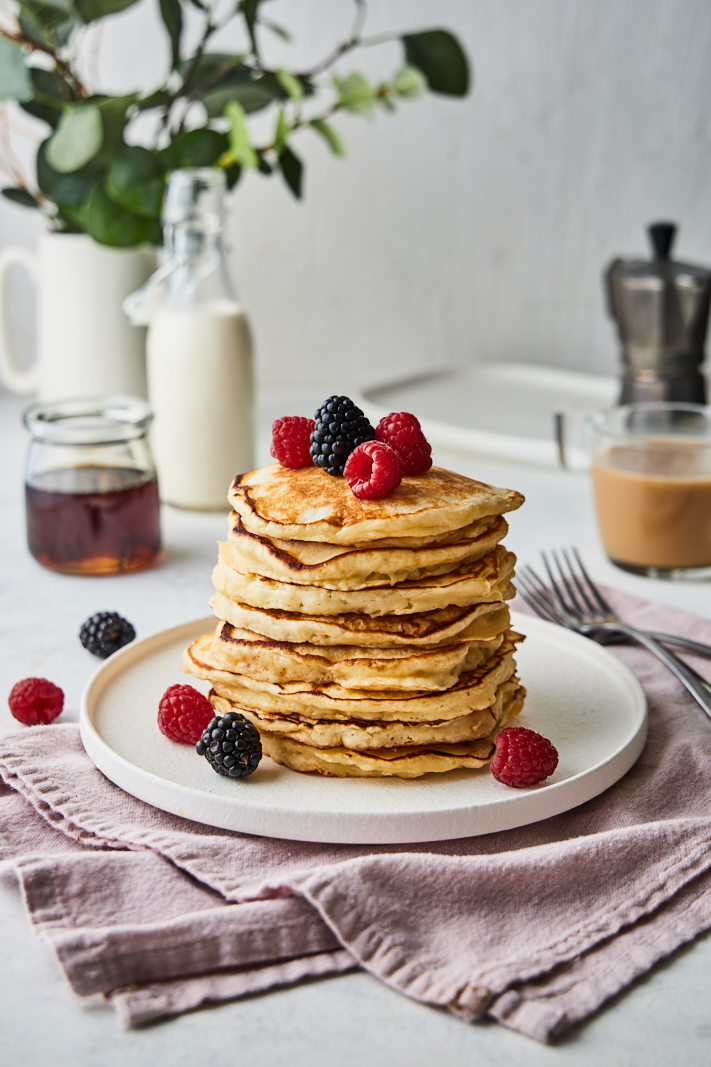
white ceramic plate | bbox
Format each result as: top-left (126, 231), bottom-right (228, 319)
top-left (80, 613), bottom-right (647, 845)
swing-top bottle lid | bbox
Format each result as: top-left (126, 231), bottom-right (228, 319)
top-left (163, 168), bottom-right (226, 232)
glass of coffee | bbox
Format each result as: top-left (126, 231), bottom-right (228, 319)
top-left (23, 395), bottom-right (162, 576)
top-left (591, 403), bottom-right (711, 580)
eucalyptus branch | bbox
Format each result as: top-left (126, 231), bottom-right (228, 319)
top-left (0, 23), bottom-right (88, 97)
top-left (0, 106), bottom-right (35, 191)
top-left (298, 0), bottom-right (372, 79)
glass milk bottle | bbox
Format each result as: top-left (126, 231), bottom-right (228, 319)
top-left (132, 168), bottom-right (254, 509)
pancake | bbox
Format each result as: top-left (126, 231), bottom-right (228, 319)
top-left (260, 733), bottom-right (500, 777)
top-left (183, 634), bottom-right (520, 721)
top-left (209, 593), bottom-right (511, 648)
top-left (209, 676), bottom-right (523, 750)
top-left (212, 543), bottom-right (516, 616)
top-left (223, 513), bottom-right (508, 588)
top-left (230, 464), bottom-right (524, 544)
top-left (211, 620), bottom-right (505, 690)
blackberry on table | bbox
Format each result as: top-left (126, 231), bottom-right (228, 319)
top-left (79, 612), bottom-right (136, 659)
top-left (309, 395), bottom-right (375, 476)
top-left (196, 711), bottom-right (262, 778)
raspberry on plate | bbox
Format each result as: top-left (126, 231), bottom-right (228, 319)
top-left (344, 440), bottom-right (403, 499)
top-left (9, 678), bottom-right (64, 725)
top-left (491, 726), bottom-right (559, 788)
top-left (271, 416), bottom-right (315, 469)
top-left (375, 412), bottom-right (432, 476)
top-left (158, 684), bottom-right (214, 744)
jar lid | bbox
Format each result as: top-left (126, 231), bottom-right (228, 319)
top-left (23, 395), bottom-right (153, 445)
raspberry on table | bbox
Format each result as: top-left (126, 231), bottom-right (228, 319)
top-left (310, 395), bottom-right (375, 476)
top-left (344, 440), bottom-right (403, 499)
top-left (80, 612), bottom-right (136, 659)
top-left (158, 684), bottom-right (214, 744)
top-left (491, 726), bottom-right (559, 788)
top-left (196, 710), bottom-right (262, 778)
top-left (270, 416), bottom-right (315, 468)
top-left (9, 678), bottom-right (64, 726)
top-left (375, 411), bottom-right (432, 476)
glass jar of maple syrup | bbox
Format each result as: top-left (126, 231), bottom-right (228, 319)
top-left (23, 395), bottom-right (162, 576)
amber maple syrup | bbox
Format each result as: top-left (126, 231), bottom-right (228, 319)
top-left (26, 466), bottom-right (162, 575)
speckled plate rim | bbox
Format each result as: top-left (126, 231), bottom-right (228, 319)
top-left (80, 613), bottom-right (647, 845)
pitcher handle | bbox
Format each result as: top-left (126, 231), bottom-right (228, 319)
top-left (0, 245), bottom-right (40, 393)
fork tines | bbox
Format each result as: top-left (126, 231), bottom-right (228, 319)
top-left (517, 548), bottom-right (611, 627)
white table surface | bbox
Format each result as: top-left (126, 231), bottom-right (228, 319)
top-left (1, 388), bottom-right (710, 1066)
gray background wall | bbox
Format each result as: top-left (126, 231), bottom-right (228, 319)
top-left (2, 0), bottom-right (711, 391)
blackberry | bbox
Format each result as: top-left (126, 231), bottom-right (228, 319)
top-left (309, 395), bottom-right (375, 476)
top-left (196, 711), bottom-right (262, 778)
top-left (79, 612), bottom-right (136, 659)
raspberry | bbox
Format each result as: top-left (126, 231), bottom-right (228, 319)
top-left (491, 727), bottom-right (559, 788)
top-left (270, 416), bottom-right (315, 468)
top-left (158, 684), bottom-right (214, 744)
top-left (375, 412), bottom-right (432, 476)
top-left (9, 678), bottom-right (64, 726)
top-left (344, 440), bottom-right (403, 499)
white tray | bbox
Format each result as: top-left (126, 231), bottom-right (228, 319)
top-left (80, 613), bottom-right (647, 845)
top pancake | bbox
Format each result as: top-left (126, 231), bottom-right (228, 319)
top-left (229, 463), bottom-right (524, 544)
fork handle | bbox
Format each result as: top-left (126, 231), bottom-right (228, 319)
top-left (646, 632), bottom-right (711, 660)
top-left (597, 622), bottom-right (711, 720)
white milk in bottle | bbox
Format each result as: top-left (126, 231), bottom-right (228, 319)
top-left (130, 169), bottom-right (255, 509)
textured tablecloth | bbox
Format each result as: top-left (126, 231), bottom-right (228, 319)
top-left (1, 591), bottom-right (711, 1043)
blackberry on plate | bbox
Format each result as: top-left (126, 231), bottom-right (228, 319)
top-left (309, 395), bottom-right (375, 476)
top-left (196, 711), bottom-right (262, 778)
top-left (80, 612), bottom-right (136, 659)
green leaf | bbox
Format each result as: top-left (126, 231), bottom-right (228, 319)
top-left (179, 52), bottom-right (244, 93)
top-left (159, 128), bottom-right (228, 170)
top-left (224, 163), bottom-right (242, 189)
top-left (74, 0), bottom-right (141, 22)
top-left (278, 145), bottom-right (302, 199)
top-left (276, 68), bottom-right (303, 104)
top-left (202, 77), bottom-right (280, 118)
top-left (274, 108), bottom-right (289, 153)
top-left (136, 89), bottom-right (172, 111)
top-left (393, 65), bottom-right (428, 99)
top-left (87, 183), bottom-right (162, 247)
top-left (2, 187), bottom-right (41, 209)
top-left (256, 155), bottom-right (271, 175)
top-left (18, 0), bottom-right (77, 48)
top-left (222, 101), bottom-right (258, 169)
top-left (20, 68), bottom-right (74, 127)
top-left (46, 106), bottom-right (103, 172)
top-left (241, 0), bottom-right (262, 56)
top-left (402, 30), bottom-right (470, 96)
top-left (37, 138), bottom-right (104, 205)
top-left (55, 203), bottom-right (89, 232)
top-left (0, 37), bottom-right (33, 102)
top-left (332, 72), bottom-right (376, 115)
top-left (159, 0), bottom-right (182, 70)
top-left (105, 146), bottom-right (166, 219)
top-left (309, 118), bottom-right (345, 158)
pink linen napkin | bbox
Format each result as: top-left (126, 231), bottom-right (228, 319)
top-left (2, 589), bottom-right (711, 1042)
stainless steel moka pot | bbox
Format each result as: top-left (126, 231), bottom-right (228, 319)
top-left (605, 223), bottom-right (711, 404)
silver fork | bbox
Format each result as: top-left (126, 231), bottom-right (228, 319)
top-left (517, 548), bottom-right (711, 721)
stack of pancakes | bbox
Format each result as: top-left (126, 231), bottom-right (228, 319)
top-left (183, 463), bottom-right (526, 778)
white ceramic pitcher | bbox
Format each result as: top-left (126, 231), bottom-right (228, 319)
top-left (0, 232), bottom-right (156, 399)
